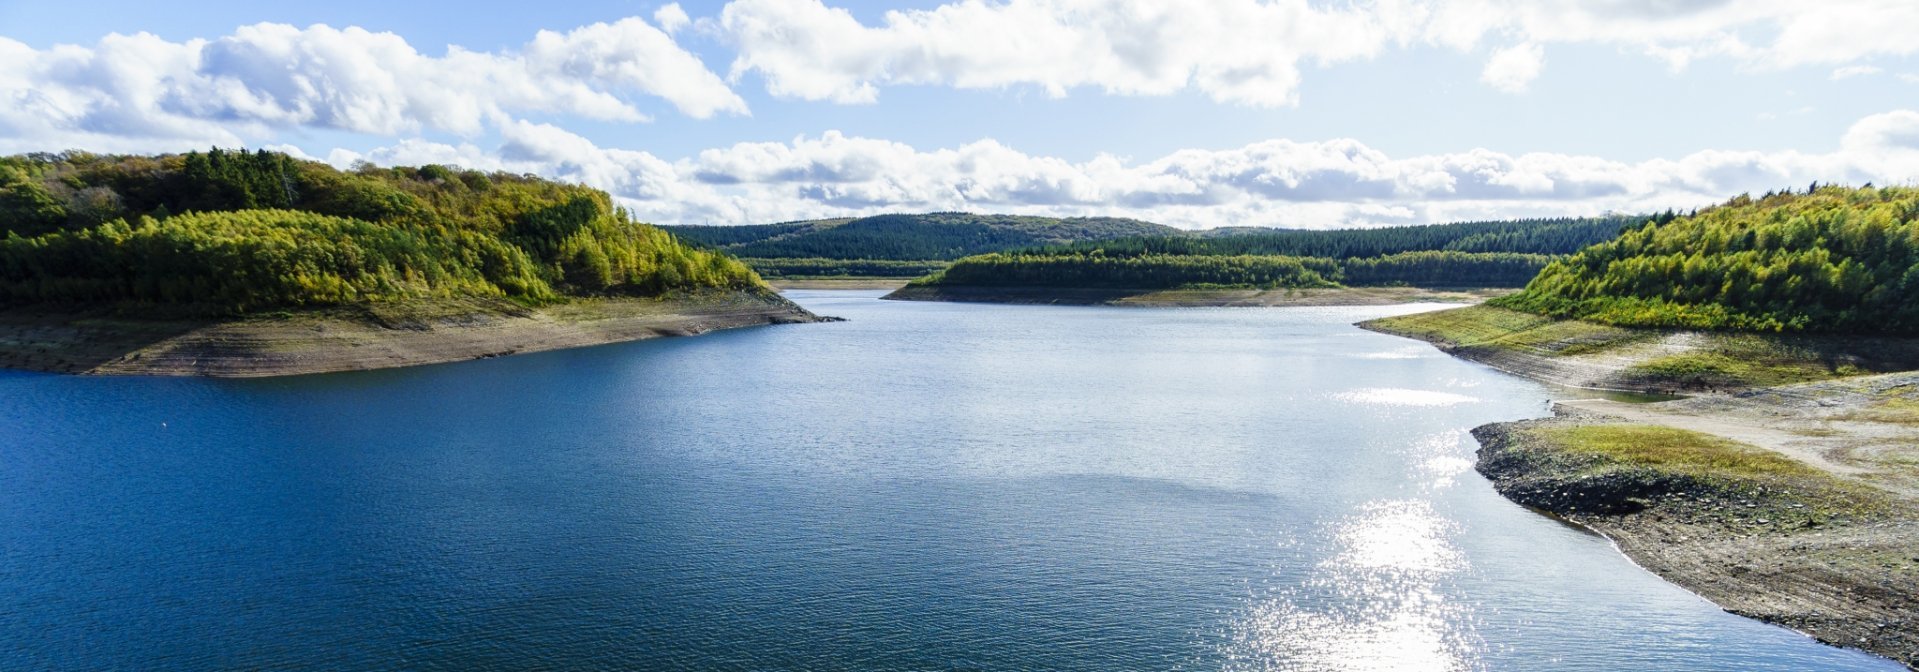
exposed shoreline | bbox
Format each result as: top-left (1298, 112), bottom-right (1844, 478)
top-left (1362, 304), bottom-right (1919, 668)
top-left (884, 284), bottom-right (1512, 307)
top-left (1358, 305), bottom-right (1919, 395)
top-left (0, 289), bottom-right (828, 378)
top-left (1474, 413), bottom-right (1918, 669)
top-left (768, 277), bottom-right (913, 290)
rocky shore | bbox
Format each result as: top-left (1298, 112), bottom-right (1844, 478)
top-left (0, 289), bottom-right (828, 378)
top-left (1473, 413), bottom-right (1918, 668)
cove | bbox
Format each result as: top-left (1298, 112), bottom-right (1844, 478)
top-left (0, 290), bottom-right (1898, 670)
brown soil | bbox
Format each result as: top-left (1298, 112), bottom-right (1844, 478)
top-left (0, 290), bottom-right (827, 378)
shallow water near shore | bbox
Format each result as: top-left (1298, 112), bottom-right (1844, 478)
top-left (0, 290), bottom-right (1899, 670)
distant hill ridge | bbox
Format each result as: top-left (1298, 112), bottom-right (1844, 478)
top-left (660, 213), bottom-right (1179, 261)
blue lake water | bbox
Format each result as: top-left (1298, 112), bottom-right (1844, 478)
top-left (0, 290), bottom-right (1898, 670)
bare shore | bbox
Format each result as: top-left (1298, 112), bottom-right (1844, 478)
top-left (884, 284), bottom-right (1511, 307)
top-left (1364, 305), bottom-right (1919, 668)
top-left (1476, 405), bottom-right (1918, 669)
top-left (0, 290), bottom-right (827, 378)
top-left (768, 277), bottom-right (912, 290)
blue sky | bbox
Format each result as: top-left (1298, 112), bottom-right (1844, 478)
top-left (3, 0), bottom-right (1917, 227)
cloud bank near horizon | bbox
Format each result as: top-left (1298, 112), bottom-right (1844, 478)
top-left (314, 110), bottom-right (1919, 229)
top-left (3, 1), bottom-right (1918, 228)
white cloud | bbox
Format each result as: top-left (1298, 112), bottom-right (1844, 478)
top-left (713, 0), bottom-right (1919, 105)
top-left (655, 4), bottom-right (692, 34)
top-left (1832, 65), bottom-right (1882, 80)
top-left (330, 110), bottom-right (1919, 230)
top-left (0, 19), bottom-right (743, 154)
top-left (1481, 43), bottom-right (1545, 93)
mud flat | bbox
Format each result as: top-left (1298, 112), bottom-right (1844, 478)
top-left (885, 285), bottom-right (1510, 307)
top-left (0, 289), bottom-right (827, 378)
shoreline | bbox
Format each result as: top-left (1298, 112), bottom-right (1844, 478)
top-left (1473, 414), bottom-right (1918, 669)
top-left (883, 284), bottom-right (1512, 307)
top-left (1361, 303), bottom-right (1919, 668)
top-left (1358, 305), bottom-right (1919, 395)
top-left (768, 277), bottom-right (912, 290)
top-left (0, 289), bottom-right (829, 378)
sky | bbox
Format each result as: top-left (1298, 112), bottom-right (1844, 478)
top-left (3, 0), bottom-right (1918, 229)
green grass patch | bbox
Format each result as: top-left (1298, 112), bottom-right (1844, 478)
top-left (1627, 334), bottom-right (1851, 388)
top-left (1535, 424), bottom-right (1820, 480)
top-left (1365, 305), bottom-right (1643, 356)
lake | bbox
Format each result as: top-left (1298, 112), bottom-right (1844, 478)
top-left (0, 290), bottom-right (1897, 670)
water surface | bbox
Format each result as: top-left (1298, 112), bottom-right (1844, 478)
top-left (0, 291), bottom-right (1895, 670)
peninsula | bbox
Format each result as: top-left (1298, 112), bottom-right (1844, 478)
top-left (1364, 185), bottom-right (1919, 668)
top-left (0, 150), bottom-right (825, 377)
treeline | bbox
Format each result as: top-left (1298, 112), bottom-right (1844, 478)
top-left (663, 213), bottom-right (1179, 261)
top-left (740, 258), bottom-right (949, 278)
top-left (918, 250), bottom-right (1551, 290)
top-left (1026, 216), bottom-right (1641, 259)
top-left (1497, 185), bottom-right (1919, 333)
top-left (660, 213), bottom-right (1636, 279)
top-left (0, 149), bottom-right (762, 313)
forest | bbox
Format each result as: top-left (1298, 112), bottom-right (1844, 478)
top-left (662, 213), bottom-right (1178, 263)
top-left (1496, 185), bottom-right (1919, 333)
top-left (0, 149), bottom-right (762, 314)
top-left (919, 250), bottom-right (1553, 290)
top-left (1026, 216), bottom-right (1641, 258)
top-left (667, 213), bottom-right (1636, 279)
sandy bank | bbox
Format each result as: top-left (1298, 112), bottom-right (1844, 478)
top-left (1474, 413), bottom-right (1919, 669)
top-left (0, 290), bottom-right (828, 378)
top-left (884, 285), bottom-right (1510, 307)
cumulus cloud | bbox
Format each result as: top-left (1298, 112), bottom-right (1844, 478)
top-left (1481, 43), bottom-right (1544, 93)
top-left (714, 0), bottom-right (1919, 105)
top-left (655, 4), bottom-right (692, 34)
top-left (330, 110), bottom-right (1919, 230)
top-left (0, 18), bottom-right (743, 153)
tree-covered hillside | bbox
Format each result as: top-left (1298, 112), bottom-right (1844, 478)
top-left (0, 150), bottom-right (762, 314)
top-left (919, 250), bottom-right (1553, 290)
top-left (1498, 185), bottom-right (1919, 333)
top-left (662, 213), bottom-right (1179, 261)
top-left (1027, 216), bottom-right (1638, 258)
top-left (905, 216), bottom-right (1637, 290)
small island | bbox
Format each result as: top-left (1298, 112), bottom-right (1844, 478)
top-left (0, 150), bottom-right (826, 377)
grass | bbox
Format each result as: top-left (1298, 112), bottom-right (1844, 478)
top-left (1365, 304), bottom-right (1644, 355)
top-left (1370, 305), bottom-right (1886, 390)
top-left (1534, 424), bottom-right (1820, 480)
top-left (1626, 334), bottom-right (1855, 388)
top-left (1837, 396), bottom-right (1919, 425)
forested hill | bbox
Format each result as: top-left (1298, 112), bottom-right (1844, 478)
top-left (1497, 185), bottom-right (1919, 333)
top-left (904, 216), bottom-right (1644, 291)
top-left (660, 213), bottom-right (1179, 261)
top-left (0, 150), bottom-right (762, 314)
top-left (1026, 216), bottom-right (1640, 258)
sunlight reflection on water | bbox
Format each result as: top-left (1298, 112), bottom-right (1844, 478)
top-left (1334, 388), bottom-right (1479, 407)
top-left (1227, 500), bottom-right (1479, 672)
top-left (1226, 424), bottom-right (1485, 672)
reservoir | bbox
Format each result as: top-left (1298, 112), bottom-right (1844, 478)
top-left (0, 290), bottom-right (1898, 670)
